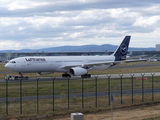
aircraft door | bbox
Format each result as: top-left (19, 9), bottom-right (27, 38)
top-left (21, 59), bottom-right (27, 67)
top-left (49, 60), bottom-right (55, 70)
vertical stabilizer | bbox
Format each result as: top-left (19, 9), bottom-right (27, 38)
top-left (113, 36), bottom-right (130, 61)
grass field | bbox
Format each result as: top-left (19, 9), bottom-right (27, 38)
top-left (1, 76), bottom-right (160, 98)
top-left (0, 62), bottom-right (160, 119)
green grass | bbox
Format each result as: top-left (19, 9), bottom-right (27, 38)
top-left (0, 62), bottom-right (160, 117)
top-left (0, 63), bottom-right (8, 71)
top-left (0, 76), bottom-right (160, 98)
top-left (1, 94), bottom-right (160, 117)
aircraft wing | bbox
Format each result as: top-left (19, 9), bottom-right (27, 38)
top-left (124, 59), bottom-right (147, 63)
top-left (126, 55), bottom-right (147, 59)
top-left (59, 59), bottom-right (148, 70)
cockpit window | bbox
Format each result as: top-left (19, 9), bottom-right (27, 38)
top-left (9, 61), bottom-right (16, 63)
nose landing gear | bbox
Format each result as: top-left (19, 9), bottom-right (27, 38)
top-left (18, 72), bottom-right (29, 80)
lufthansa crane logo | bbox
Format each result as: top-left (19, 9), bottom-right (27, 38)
top-left (120, 44), bottom-right (127, 54)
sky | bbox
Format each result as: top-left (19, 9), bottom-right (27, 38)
top-left (0, 0), bottom-right (160, 50)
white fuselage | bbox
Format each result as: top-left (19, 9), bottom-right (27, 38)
top-left (5, 36), bottom-right (131, 77)
top-left (5, 55), bottom-right (115, 73)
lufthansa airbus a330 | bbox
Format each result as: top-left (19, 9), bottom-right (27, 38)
top-left (5, 36), bottom-right (145, 78)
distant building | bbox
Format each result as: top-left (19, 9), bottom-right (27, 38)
top-left (156, 44), bottom-right (160, 51)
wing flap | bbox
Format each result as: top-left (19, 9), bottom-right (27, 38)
top-left (124, 59), bottom-right (147, 63)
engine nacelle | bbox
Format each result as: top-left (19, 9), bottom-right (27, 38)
top-left (70, 67), bottom-right (88, 76)
top-left (36, 72), bottom-right (53, 75)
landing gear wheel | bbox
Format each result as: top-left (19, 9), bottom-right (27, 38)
top-left (81, 74), bottom-right (91, 78)
top-left (62, 74), bottom-right (71, 78)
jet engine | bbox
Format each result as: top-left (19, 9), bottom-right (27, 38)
top-left (70, 67), bottom-right (88, 76)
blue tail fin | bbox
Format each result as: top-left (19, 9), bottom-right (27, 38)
top-left (113, 36), bottom-right (130, 61)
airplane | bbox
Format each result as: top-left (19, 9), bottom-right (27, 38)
top-left (5, 36), bottom-right (147, 78)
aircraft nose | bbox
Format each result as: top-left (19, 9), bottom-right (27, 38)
top-left (5, 63), bottom-right (11, 69)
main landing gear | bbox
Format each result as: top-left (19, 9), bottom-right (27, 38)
top-left (62, 73), bottom-right (91, 78)
top-left (81, 74), bottom-right (91, 78)
top-left (62, 73), bottom-right (71, 78)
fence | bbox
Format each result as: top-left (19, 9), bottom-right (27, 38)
top-left (1, 73), bottom-right (160, 116)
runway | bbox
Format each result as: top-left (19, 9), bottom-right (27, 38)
top-left (1, 72), bottom-right (160, 83)
top-left (95, 72), bottom-right (160, 79)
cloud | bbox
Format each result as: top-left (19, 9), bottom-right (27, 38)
top-left (0, 0), bottom-right (160, 50)
top-left (1, 0), bottom-right (159, 17)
